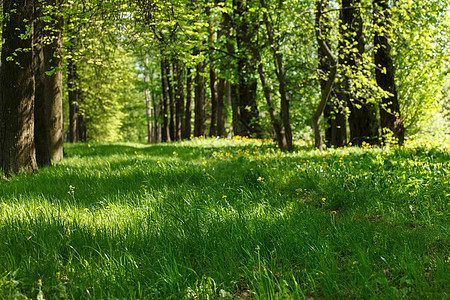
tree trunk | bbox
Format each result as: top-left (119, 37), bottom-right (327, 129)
top-left (166, 60), bottom-right (175, 141)
top-left (160, 58), bottom-right (171, 142)
top-left (34, 1), bottom-right (52, 167)
top-left (43, 0), bottom-right (64, 161)
top-left (183, 68), bottom-right (193, 139)
top-left (173, 59), bottom-right (185, 141)
top-left (233, 0), bottom-right (262, 138)
top-left (374, 0), bottom-right (404, 145)
top-left (216, 77), bottom-right (227, 137)
top-left (259, 0), bottom-right (293, 151)
top-left (207, 6), bottom-right (218, 137)
top-left (256, 57), bottom-right (286, 149)
top-left (341, 0), bottom-right (378, 145)
top-left (194, 61), bottom-right (207, 137)
top-left (144, 56), bottom-right (154, 143)
top-left (68, 56), bottom-right (79, 143)
top-left (313, 0), bottom-right (338, 150)
top-left (0, 0), bottom-right (38, 176)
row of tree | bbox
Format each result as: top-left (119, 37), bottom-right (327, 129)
top-left (0, 0), bottom-right (449, 176)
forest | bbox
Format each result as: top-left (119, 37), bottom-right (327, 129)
top-left (0, 0), bottom-right (449, 299)
top-left (0, 0), bottom-right (449, 174)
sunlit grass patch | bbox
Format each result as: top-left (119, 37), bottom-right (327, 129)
top-left (0, 138), bottom-right (448, 299)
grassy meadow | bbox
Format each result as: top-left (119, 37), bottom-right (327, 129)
top-left (0, 137), bottom-right (448, 299)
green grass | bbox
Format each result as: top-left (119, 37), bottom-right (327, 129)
top-left (0, 137), bottom-right (448, 299)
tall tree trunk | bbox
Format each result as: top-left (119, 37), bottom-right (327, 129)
top-left (183, 67), bottom-right (193, 139)
top-left (341, 0), bottom-right (378, 145)
top-left (207, 6), bottom-right (218, 137)
top-left (166, 60), bottom-right (175, 141)
top-left (0, 0), bottom-right (38, 176)
top-left (34, 1), bottom-right (52, 167)
top-left (173, 59), bottom-right (185, 141)
top-left (68, 56), bottom-right (79, 143)
top-left (160, 57), bottom-right (171, 142)
top-left (216, 77), bottom-right (227, 137)
top-left (144, 56), bottom-right (154, 143)
top-left (259, 0), bottom-right (293, 151)
top-left (255, 54), bottom-right (286, 149)
top-left (374, 0), bottom-right (404, 145)
top-left (233, 0), bottom-right (262, 138)
top-left (77, 113), bottom-right (87, 142)
top-left (43, 0), bottom-right (64, 161)
top-left (154, 94), bottom-right (162, 143)
top-left (222, 11), bottom-right (240, 136)
top-left (194, 61), bottom-right (207, 137)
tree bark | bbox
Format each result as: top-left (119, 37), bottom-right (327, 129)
top-left (43, 0), bottom-right (64, 161)
top-left (34, 1), bottom-right (52, 167)
top-left (341, 0), bottom-right (378, 145)
top-left (233, 0), bottom-right (262, 138)
top-left (68, 56), bottom-right (79, 143)
top-left (173, 59), bottom-right (185, 141)
top-left (216, 77), bottom-right (227, 137)
top-left (194, 61), bottom-right (207, 137)
top-left (374, 0), bottom-right (404, 145)
top-left (183, 67), bottom-right (193, 139)
top-left (160, 57), bottom-right (171, 142)
top-left (0, 0), bottom-right (38, 176)
top-left (207, 6), bottom-right (218, 137)
top-left (144, 56), bottom-right (154, 143)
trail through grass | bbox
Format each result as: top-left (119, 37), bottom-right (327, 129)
top-left (0, 138), bottom-right (448, 299)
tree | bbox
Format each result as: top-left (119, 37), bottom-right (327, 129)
top-left (43, 0), bottom-right (64, 161)
top-left (313, 0), bottom-right (338, 150)
top-left (0, 0), bottom-right (38, 176)
top-left (374, 0), bottom-right (404, 145)
top-left (34, 0), bottom-right (52, 167)
top-left (340, 0), bottom-right (378, 145)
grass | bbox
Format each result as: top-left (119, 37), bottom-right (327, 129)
top-left (0, 137), bottom-right (448, 299)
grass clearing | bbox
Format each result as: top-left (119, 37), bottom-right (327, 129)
top-left (0, 137), bottom-right (449, 299)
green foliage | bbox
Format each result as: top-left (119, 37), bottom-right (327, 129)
top-left (391, 0), bottom-right (450, 136)
top-left (0, 138), bottom-right (448, 298)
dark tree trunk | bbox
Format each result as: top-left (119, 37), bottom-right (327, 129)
top-left (194, 61), bottom-right (207, 137)
top-left (68, 57), bottom-right (79, 143)
top-left (160, 58), bottom-right (171, 142)
top-left (374, 0), bottom-right (404, 145)
top-left (233, 0), bottom-right (262, 138)
top-left (43, 0), bottom-right (64, 161)
top-left (341, 0), bottom-right (378, 146)
top-left (166, 60), bottom-right (175, 141)
top-left (77, 113), bottom-right (87, 142)
top-left (0, 0), bottom-right (38, 176)
top-left (154, 94), bottom-right (162, 143)
top-left (173, 59), bottom-right (185, 141)
top-left (216, 77), bottom-right (227, 137)
top-left (183, 67), bottom-right (193, 139)
top-left (34, 1), bottom-right (52, 167)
